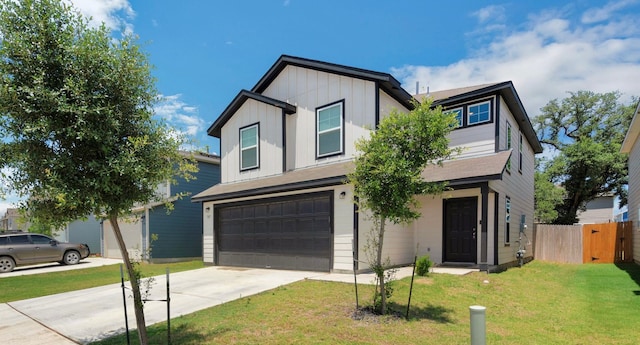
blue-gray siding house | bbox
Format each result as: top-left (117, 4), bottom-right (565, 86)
top-left (102, 152), bottom-right (221, 262)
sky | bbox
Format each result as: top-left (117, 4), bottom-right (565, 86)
top-left (2, 0), bottom-right (640, 216)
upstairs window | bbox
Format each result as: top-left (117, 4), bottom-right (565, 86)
top-left (240, 123), bottom-right (259, 171)
top-left (446, 107), bottom-right (463, 127)
top-left (468, 101), bottom-right (490, 125)
top-left (316, 101), bottom-right (344, 158)
top-left (519, 133), bottom-right (523, 173)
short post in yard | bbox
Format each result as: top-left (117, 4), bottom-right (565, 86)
top-left (469, 305), bottom-right (486, 345)
top-left (120, 264), bottom-right (131, 345)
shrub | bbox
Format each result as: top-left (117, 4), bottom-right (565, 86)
top-left (415, 255), bottom-right (433, 276)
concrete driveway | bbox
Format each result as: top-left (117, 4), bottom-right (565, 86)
top-left (2, 266), bottom-right (317, 344)
top-left (1, 263), bottom-right (474, 344)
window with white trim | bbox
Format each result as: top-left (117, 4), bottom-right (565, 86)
top-left (316, 101), bottom-right (343, 158)
top-left (505, 196), bottom-right (511, 245)
top-left (446, 107), bottom-right (463, 127)
top-left (519, 133), bottom-right (523, 173)
top-left (240, 124), bottom-right (259, 171)
top-left (468, 101), bottom-right (490, 125)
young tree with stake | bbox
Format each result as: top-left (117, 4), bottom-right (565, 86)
top-left (348, 99), bottom-right (458, 314)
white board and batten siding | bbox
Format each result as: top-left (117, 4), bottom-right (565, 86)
top-left (628, 133), bottom-right (640, 263)
top-left (220, 98), bottom-right (284, 184)
top-left (261, 65), bottom-right (409, 171)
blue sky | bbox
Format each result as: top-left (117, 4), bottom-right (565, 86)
top-left (2, 0), bottom-right (640, 214)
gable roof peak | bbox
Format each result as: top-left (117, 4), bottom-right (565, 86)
top-left (251, 54), bottom-right (414, 109)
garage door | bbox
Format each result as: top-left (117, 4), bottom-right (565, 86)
top-left (216, 192), bottom-right (332, 271)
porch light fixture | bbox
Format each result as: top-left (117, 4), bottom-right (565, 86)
top-left (339, 191), bottom-right (346, 199)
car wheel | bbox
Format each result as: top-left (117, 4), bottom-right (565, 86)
top-left (0, 256), bottom-right (16, 273)
top-left (63, 250), bottom-right (81, 265)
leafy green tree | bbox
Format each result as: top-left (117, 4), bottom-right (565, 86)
top-left (0, 1), bottom-right (196, 343)
top-left (533, 91), bottom-right (635, 224)
top-left (534, 162), bottom-right (564, 223)
top-left (348, 99), bottom-right (458, 314)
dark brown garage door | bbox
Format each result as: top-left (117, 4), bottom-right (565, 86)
top-left (216, 192), bottom-right (332, 271)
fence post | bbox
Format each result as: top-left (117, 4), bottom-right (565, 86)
top-left (470, 305), bottom-right (486, 345)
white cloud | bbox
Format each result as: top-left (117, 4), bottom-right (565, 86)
top-left (154, 94), bottom-right (206, 139)
top-left (582, 0), bottom-right (637, 24)
top-left (471, 5), bottom-right (506, 24)
top-left (392, 1), bottom-right (640, 117)
top-left (69, 0), bottom-right (135, 32)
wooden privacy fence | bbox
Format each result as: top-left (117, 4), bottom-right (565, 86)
top-left (534, 221), bottom-right (633, 264)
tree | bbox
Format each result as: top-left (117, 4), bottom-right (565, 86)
top-left (0, 1), bottom-right (196, 343)
top-left (348, 99), bottom-right (458, 314)
top-left (534, 161), bottom-right (564, 223)
top-left (533, 91), bottom-right (635, 224)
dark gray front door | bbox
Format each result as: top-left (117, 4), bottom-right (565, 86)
top-left (444, 197), bottom-right (478, 263)
top-left (216, 192), bottom-right (332, 271)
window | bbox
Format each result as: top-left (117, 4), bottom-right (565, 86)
top-left (505, 197), bottom-right (511, 245)
top-left (506, 121), bottom-right (512, 171)
top-left (31, 235), bottom-right (51, 244)
top-left (468, 101), bottom-right (490, 125)
top-left (316, 101), bottom-right (344, 158)
top-left (9, 235), bottom-right (29, 244)
top-left (446, 107), bottom-right (463, 127)
top-left (240, 124), bottom-right (259, 171)
top-left (519, 133), bottom-right (523, 173)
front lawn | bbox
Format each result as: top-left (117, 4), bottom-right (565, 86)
top-left (0, 260), bottom-right (204, 303)
top-left (90, 261), bottom-right (640, 344)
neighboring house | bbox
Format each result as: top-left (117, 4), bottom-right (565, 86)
top-left (0, 208), bottom-right (24, 232)
top-left (576, 194), bottom-right (615, 224)
top-left (621, 101), bottom-right (640, 264)
top-left (54, 215), bottom-right (102, 256)
top-left (192, 55), bottom-right (542, 272)
top-left (103, 152), bottom-right (221, 262)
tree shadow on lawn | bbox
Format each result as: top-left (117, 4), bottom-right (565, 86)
top-left (388, 301), bottom-right (455, 323)
top-left (614, 263), bottom-right (640, 296)
top-left (95, 324), bottom-right (233, 345)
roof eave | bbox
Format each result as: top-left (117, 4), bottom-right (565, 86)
top-left (252, 55), bottom-right (415, 110)
top-left (621, 101), bottom-right (640, 153)
top-left (207, 89), bottom-right (296, 138)
top-left (191, 175), bottom-right (347, 203)
top-left (433, 81), bottom-right (543, 154)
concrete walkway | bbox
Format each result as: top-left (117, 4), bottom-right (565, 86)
top-left (1, 264), bottom-right (477, 344)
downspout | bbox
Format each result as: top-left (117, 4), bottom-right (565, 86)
top-left (282, 109), bottom-right (287, 173)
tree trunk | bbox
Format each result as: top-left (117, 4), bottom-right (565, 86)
top-left (377, 216), bottom-right (387, 314)
top-left (109, 214), bottom-right (149, 344)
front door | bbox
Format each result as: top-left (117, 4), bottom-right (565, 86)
top-left (444, 197), bottom-right (478, 263)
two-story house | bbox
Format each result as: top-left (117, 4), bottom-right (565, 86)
top-left (621, 101), bottom-right (640, 264)
top-left (193, 55), bottom-right (542, 272)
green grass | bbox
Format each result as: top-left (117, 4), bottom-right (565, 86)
top-left (0, 260), bottom-right (204, 303)
top-left (89, 261), bottom-right (640, 345)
